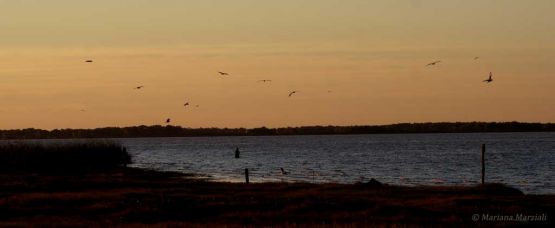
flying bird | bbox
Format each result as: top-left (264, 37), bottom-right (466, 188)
top-left (166, 118), bottom-right (171, 124)
top-left (80, 109), bottom-right (86, 112)
top-left (218, 71), bottom-right (229, 76)
top-left (257, 80), bottom-right (272, 83)
top-left (85, 60), bottom-right (93, 63)
top-left (426, 61), bottom-right (441, 66)
top-left (280, 168), bottom-right (289, 175)
top-left (474, 57), bottom-right (479, 60)
top-left (135, 86), bottom-right (144, 89)
top-left (483, 72), bottom-right (493, 83)
top-left (288, 91), bottom-right (298, 97)
top-left (184, 102), bottom-right (190, 107)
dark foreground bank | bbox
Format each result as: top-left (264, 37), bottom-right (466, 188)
top-left (0, 167), bottom-right (552, 227)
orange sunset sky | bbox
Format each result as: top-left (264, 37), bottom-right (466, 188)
top-left (1, 0), bottom-right (554, 129)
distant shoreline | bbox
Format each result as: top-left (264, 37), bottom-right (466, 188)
top-left (1, 122), bottom-right (554, 140)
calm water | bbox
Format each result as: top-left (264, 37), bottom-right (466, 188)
top-left (4, 132), bottom-right (553, 194)
top-left (113, 132), bottom-right (555, 194)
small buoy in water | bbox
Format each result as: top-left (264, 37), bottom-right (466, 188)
top-left (234, 147), bottom-right (240, 158)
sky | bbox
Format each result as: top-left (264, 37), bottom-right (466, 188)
top-left (1, 0), bottom-right (554, 129)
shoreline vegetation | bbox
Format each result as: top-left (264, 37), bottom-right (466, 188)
top-left (0, 141), bottom-right (553, 226)
top-left (2, 167), bottom-right (553, 226)
top-left (1, 121), bottom-right (554, 140)
top-left (0, 141), bottom-right (130, 172)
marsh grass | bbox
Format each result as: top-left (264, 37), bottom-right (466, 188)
top-left (0, 140), bottom-right (131, 172)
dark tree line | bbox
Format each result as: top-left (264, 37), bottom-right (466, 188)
top-left (0, 122), bottom-right (554, 140)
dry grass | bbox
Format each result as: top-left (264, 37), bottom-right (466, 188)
top-left (0, 168), bottom-right (552, 227)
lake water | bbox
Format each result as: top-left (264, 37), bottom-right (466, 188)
top-left (115, 132), bottom-right (555, 194)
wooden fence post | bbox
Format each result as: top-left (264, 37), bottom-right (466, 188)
top-left (481, 144), bottom-right (485, 185)
top-left (245, 168), bottom-right (249, 184)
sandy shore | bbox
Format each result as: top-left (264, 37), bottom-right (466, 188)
top-left (0, 167), bottom-right (553, 227)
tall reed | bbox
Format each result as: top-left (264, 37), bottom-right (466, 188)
top-left (0, 140), bottom-right (131, 172)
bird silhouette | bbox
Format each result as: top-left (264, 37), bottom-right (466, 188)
top-left (474, 57), bottom-right (479, 60)
top-left (166, 118), bottom-right (171, 124)
top-left (288, 91), bottom-right (298, 97)
top-left (184, 102), bottom-right (190, 107)
top-left (135, 86), bottom-right (144, 89)
top-left (280, 168), bottom-right (289, 175)
top-left (85, 60), bottom-right (93, 63)
top-left (218, 71), bottom-right (229, 76)
top-left (257, 80), bottom-right (272, 83)
top-left (483, 72), bottom-right (493, 83)
top-left (426, 61), bottom-right (441, 66)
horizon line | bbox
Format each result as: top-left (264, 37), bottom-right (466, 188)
top-left (2, 121), bottom-right (554, 131)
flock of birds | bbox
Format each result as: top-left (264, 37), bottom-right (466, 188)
top-left (83, 59), bottom-right (310, 124)
top-left (83, 56), bottom-right (494, 124)
top-left (425, 58), bottom-right (494, 83)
